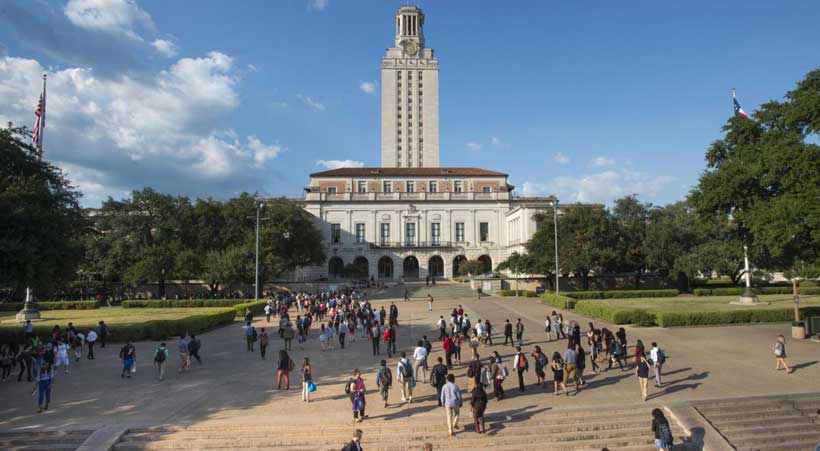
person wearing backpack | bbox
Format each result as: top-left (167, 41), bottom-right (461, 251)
top-left (348, 369), bottom-right (367, 423)
top-left (550, 352), bottom-right (567, 396)
top-left (301, 357), bottom-right (313, 403)
top-left (513, 346), bottom-right (528, 392)
top-left (397, 352), bottom-right (414, 403)
top-left (651, 408), bottom-right (674, 451)
top-left (636, 350), bottom-right (651, 401)
top-left (649, 342), bottom-right (665, 387)
top-left (259, 328), bottom-right (269, 359)
top-left (341, 429), bottom-right (363, 451)
top-left (563, 342), bottom-right (579, 394)
top-left (277, 349), bottom-right (293, 390)
top-left (376, 360), bottom-right (392, 407)
top-left (430, 357), bottom-right (448, 406)
top-left (153, 343), bottom-right (169, 381)
top-left (503, 319), bottom-right (513, 346)
top-left (531, 345), bottom-right (548, 388)
top-left (188, 334), bottom-right (202, 364)
top-left (514, 319), bottom-right (524, 347)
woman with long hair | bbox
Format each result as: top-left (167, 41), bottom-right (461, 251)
top-left (277, 349), bottom-right (293, 390)
top-left (651, 408), bottom-right (674, 451)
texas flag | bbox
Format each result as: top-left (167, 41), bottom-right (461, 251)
top-left (733, 89), bottom-right (748, 118)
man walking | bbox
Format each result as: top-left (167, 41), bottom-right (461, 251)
top-left (430, 357), bottom-right (448, 406)
top-left (427, 294), bottom-right (434, 312)
top-left (397, 352), bottom-right (414, 403)
top-left (563, 343), bottom-right (580, 393)
top-left (649, 342), bottom-right (665, 387)
top-left (440, 374), bottom-right (462, 437)
top-left (178, 334), bottom-right (190, 372)
top-left (503, 319), bottom-right (513, 346)
top-left (119, 341), bottom-right (136, 379)
top-left (154, 342), bottom-right (168, 380)
top-left (413, 340), bottom-right (428, 383)
top-left (376, 360), bottom-right (392, 407)
top-left (513, 346), bottom-right (528, 392)
top-left (514, 318), bottom-right (524, 347)
top-left (98, 321), bottom-right (109, 348)
top-left (371, 323), bottom-right (381, 356)
top-left (86, 328), bottom-right (97, 360)
top-left (341, 429), bottom-right (363, 451)
top-left (188, 334), bottom-right (202, 364)
top-left (259, 328), bottom-right (269, 359)
top-left (437, 316), bottom-right (446, 341)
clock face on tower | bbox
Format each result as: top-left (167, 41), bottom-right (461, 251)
top-left (402, 40), bottom-right (418, 57)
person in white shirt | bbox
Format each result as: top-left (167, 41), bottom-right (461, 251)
top-left (475, 321), bottom-right (486, 345)
top-left (413, 341), bottom-right (429, 383)
top-left (54, 339), bottom-right (70, 374)
top-left (437, 316), bottom-right (447, 340)
top-left (649, 342), bottom-right (663, 387)
top-left (397, 352), bottom-right (414, 403)
top-left (86, 329), bottom-right (98, 360)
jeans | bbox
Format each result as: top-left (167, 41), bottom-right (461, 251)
top-left (155, 362), bottom-right (166, 380)
top-left (414, 360), bottom-right (426, 382)
top-left (17, 360), bottom-right (32, 381)
top-left (260, 344), bottom-right (267, 359)
top-left (38, 379), bottom-right (52, 407)
top-left (504, 334), bottom-right (512, 346)
top-left (517, 370), bottom-right (525, 391)
top-left (246, 337), bottom-right (254, 351)
top-left (87, 342), bottom-right (95, 359)
top-left (339, 333), bottom-right (346, 349)
top-left (439, 327), bottom-right (446, 340)
top-left (653, 364), bottom-right (663, 386)
top-left (190, 349), bottom-right (201, 364)
top-left (380, 386), bottom-right (389, 402)
top-left (372, 338), bottom-right (380, 355)
top-left (445, 406), bottom-right (460, 434)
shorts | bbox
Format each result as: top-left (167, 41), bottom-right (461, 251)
top-left (655, 438), bottom-right (672, 449)
top-left (55, 355), bottom-right (70, 367)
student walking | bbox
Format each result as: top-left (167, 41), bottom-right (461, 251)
top-left (277, 349), bottom-right (294, 390)
top-left (551, 352), bottom-right (568, 396)
top-left (341, 429), bottom-right (363, 451)
top-left (575, 344), bottom-right (587, 386)
top-left (513, 346), bottom-right (528, 392)
top-left (371, 323), bottom-right (381, 355)
top-left (484, 320), bottom-right (493, 346)
top-left (503, 319), bottom-right (513, 346)
top-left (563, 343), bottom-right (580, 393)
top-left (514, 319), bottom-right (524, 347)
top-left (413, 341), bottom-right (428, 383)
top-left (53, 339), bottom-right (70, 374)
top-left (490, 355), bottom-right (506, 400)
top-left (651, 408), bottom-right (674, 451)
top-left (188, 334), bottom-right (202, 364)
top-left (376, 360), bottom-right (392, 407)
top-left (348, 369), bottom-right (367, 423)
top-left (397, 352), bottom-right (414, 403)
top-left (470, 382), bottom-right (488, 434)
top-left (301, 358), bottom-right (313, 402)
top-left (153, 343), bottom-right (169, 381)
top-left (319, 324), bottom-right (328, 352)
top-left (649, 342), bottom-right (665, 386)
top-left (430, 357), bottom-right (448, 406)
top-left (437, 316), bottom-right (447, 340)
top-left (119, 341), bottom-right (136, 379)
top-left (532, 345), bottom-right (548, 388)
top-left (636, 351), bottom-right (651, 401)
top-left (440, 374), bottom-right (462, 437)
top-left (178, 335), bottom-right (190, 373)
top-left (259, 328), bottom-right (269, 359)
top-left (86, 329), bottom-right (97, 360)
top-left (339, 322), bottom-right (348, 349)
top-left (773, 335), bottom-right (793, 373)
top-left (97, 321), bottom-right (109, 348)
top-left (427, 294), bottom-right (434, 312)
top-left (34, 363), bottom-right (54, 413)
top-left (245, 325), bottom-right (256, 352)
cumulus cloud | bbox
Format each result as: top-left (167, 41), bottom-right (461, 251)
top-left (298, 94), bottom-right (326, 111)
top-left (151, 39), bottom-right (178, 57)
top-left (466, 142), bottom-right (482, 151)
top-left (316, 160), bottom-right (365, 170)
top-left (591, 156), bottom-right (615, 167)
top-left (0, 52), bottom-right (282, 205)
top-left (64, 0), bottom-right (155, 40)
top-left (554, 152), bottom-right (570, 164)
top-left (308, 0), bottom-right (329, 11)
top-left (359, 81), bottom-right (377, 94)
top-left (521, 169), bottom-right (675, 204)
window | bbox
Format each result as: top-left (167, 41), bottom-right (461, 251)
top-left (429, 181), bottom-right (437, 193)
top-left (331, 224), bottom-right (341, 244)
top-left (357, 181), bottom-right (366, 193)
top-left (454, 181), bottom-right (463, 193)
top-left (407, 71), bottom-right (412, 79)
top-left (455, 222), bottom-right (465, 242)
top-left (406, 181), bottom-right (415, 193)
top-left (355, 223), bottom-right (365, 243)
top-left (431, 222), bottom-right (440, 245)
top-left (482, 186), bottom-right (492, 193)
top-left (380, 223), bottom-right (390, 245)
top-left (479, 222), bottom-right (489, 242)
top-left (397, 71), bottom-right (402, 79)
top-left (418, 71), bottom-right (423, 79)
top-left (405, 222), bottom-right (416, 246)
top-left (326, 186), bottom-right (337, 194)
top-left (383, 181), bottom-right (392, 193)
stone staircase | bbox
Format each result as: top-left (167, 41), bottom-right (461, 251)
top-left (112, 405), bottom-right (690, 451)
top-left (0, 430), bottom-right (93, 451)
top-left (367, 280), bottom-right (479, 301)
top-left (694, 393), bottom-right (820, 451)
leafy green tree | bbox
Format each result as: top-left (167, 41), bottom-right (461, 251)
top-left (611, 195), bottom-right (651, 288)
top-left (643, 200), bottom-right (700, 281)
top-left (0, 126), bottom-right (89, 299)
top-left (556, 205), bottom-right (614, 290)
top-left (457, 259), bottom-right (484, 277)
top-left (691, 68), bottom-right (820, 273)
top-left (525, 211), bottom-right (558, 285)
top-left (496, 251), bottom-right (536, 294)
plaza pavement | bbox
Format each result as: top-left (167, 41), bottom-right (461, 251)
top-left (0, 290), bottom-right (818, 446)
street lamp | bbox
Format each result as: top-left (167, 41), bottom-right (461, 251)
top-left (549, 199), bottom-right (560, 296)
top-left (254, 202), bottom-right (265, 302)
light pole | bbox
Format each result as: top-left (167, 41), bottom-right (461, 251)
top-left (254, 202), bottom-right (265, 302)
top-left (550, 199), bottom-right (560, 296)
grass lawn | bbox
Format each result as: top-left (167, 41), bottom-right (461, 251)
top-left (0, 307), bottom-right (237, 341)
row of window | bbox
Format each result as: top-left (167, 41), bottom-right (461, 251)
top-left (330, 221), bottom-right (489, 244)
top-left (397, 71), bottom-right (423, 80)
top-left (333, 180), bottom-right (494, 193)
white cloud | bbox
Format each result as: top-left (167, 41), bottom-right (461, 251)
top-left (521, 169), bottom-right (675, 204)
top-left (554, 152), bottom-right (570, 164)
top-left (151, 39), bottom-right (178, 57)
top-left (308, 0), bottom-right (329, 11)
top-left (591, 156), bottom-right (616, 167)
top-left (298, 94), bottom-right (325, 111)
top-left (247, 64), bottom-right (258, 72)
top-left (64, 0), bottom-right (154, 40)
top-left (316, 160), bottom-right (364, 170)
top-left (359, 80), bottom-right (377, 94)
top-left (0, 52), bottom-right (283, 205)
top-left (491, 137), bottom-right (501, 146)
top-left (466, 142), bottom-right (482, 151)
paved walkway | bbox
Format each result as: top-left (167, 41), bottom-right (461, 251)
top-left (0, 294), bottom-right (817, 439)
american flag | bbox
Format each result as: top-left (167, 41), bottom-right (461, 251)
top-left (732, 89), bottom-right (748, 119)
top-left (32, 92), bottom-right (45, 147)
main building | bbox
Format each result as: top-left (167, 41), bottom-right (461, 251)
top-left (299, 5), bottom-right (554, 282)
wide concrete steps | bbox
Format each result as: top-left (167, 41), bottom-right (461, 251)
top-left (694, 393), bottom-right (820, 451)
top-left (0, 430), bottom-right (93, 451)
top-left (368, 281), bottom-right (479, 301)
top-left (114, 406), bottom-right (689, 451)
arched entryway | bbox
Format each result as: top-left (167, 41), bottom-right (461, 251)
top-left (403, 256), bottom-right (420, 279)
top-left (428, 256), bottom-right (444, 278)
top-left (452, 255), bottom-right (467, 277)
top-left (478, 255), bottom-right (493, 275)
top-left (328, 256), bottom-right (344, 279)
top-left (378, 256), bottom-right (394, 279)
top-left (351, 256), bottom-right (369, 278)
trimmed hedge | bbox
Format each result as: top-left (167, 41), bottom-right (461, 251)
top-left (565, 289), bottom-right (679, 299)
top-left (573, 301), bottom-right (656, 326)
top-left (122, 299), bottom-right (253, 309)
top-left (0, 301), bottom-right (99, 312)
top-left (498, 290), bottom-right (538, 297)
top-left (0, 308), bottom-right (237, 343)
top-left (655, 306), bottom-right (820, 327)
top-left (233, 300), bottom-right (267, 317)
top-left (694, 287), bottom-right (820, 296)
top-left (540, 293), bottom-right (577, 310)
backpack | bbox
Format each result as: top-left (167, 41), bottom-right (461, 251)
top-left (154, 348), bottom-right (166, 363)
top-left (379, 367), bottom-right (392, 387)
top-left (499, 364), bottom-right (509, 378)
top-left (657, 349), bottom-right (666, 365)
top-left (400, 360), bottom-right (413, 379)
top-left (537, 353), bottom-right (548, 368)
top-left (344, 378), bottom-right (353, 395)
top-left (518, 353), bottom-right (529, 371)
top-left (251, 329), bottom-right (258, 342)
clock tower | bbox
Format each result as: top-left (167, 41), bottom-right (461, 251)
top-left (381, 5), bottom-right (440, 168)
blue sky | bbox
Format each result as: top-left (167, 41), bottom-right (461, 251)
top-left (1, 0), bottom-right (819, 206)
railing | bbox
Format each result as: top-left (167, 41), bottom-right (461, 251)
top-left (304, 192), bottom-right (511, 202)
top-left (370, 241), bottom-right (460, 249)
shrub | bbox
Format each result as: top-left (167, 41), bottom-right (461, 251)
top-left (0, 301), bottom-right (99, 311)
top-left (565, 289), bottom-right (679, 299)
top-left (498, 290), bottom-right (538, 297)
top-left (573, 301), bottom-right (656, 326)
top-left (0, 308), bottom-right (236, 343)
top-left (122, 299), bottom-right (253, 309)
top-left (540, 293), bottom-right (577, 310)
top-left (233, 300), bottom-right (267, 318)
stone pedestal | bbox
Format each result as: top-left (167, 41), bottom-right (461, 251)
top-left (732, 287), bottom-right (762, 305)
top-left (15, 305), bottom-right (40, 321)
top-left (791, 322), bottom-right (806, 340)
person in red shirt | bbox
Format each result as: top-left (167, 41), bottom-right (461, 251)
top-left (442, 335), bottom-right (452, 368)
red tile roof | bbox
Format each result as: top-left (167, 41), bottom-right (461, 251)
top-left (310, 167), bottom-right (508, 177)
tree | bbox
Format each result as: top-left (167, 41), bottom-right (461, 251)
top-left (524, 211), bottom-right (558, 287)
top-left (643, 201), bottom-right (700, 285)
top-left (496, 251), bottom-right (535, 295)
top-left (555, 205), bottom-right (614, 290)
top-left (457, 259), bottom-right (484, 277)
top-left (691, 68), bottom-right (820, 274)
top-left (0, 125), bottom-right (89, 299)
top-left (611, 195), bottom-right (651, 288)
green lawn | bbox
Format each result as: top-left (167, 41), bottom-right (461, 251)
top-left (0, 307), bottom-right (237, 341)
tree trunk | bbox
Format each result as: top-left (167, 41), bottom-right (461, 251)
top-left (581, 273), bottom-right (589, 291)
top-left (634, 270), bottom-right (641, 290)
top-left (158, 276), bottom-right (166, 299)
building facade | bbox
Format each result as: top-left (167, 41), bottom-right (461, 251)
top-left (298, 5), bottom-right (556, 281)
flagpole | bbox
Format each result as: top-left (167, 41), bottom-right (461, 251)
top-left (39, 73), bottom-right (46, 160)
